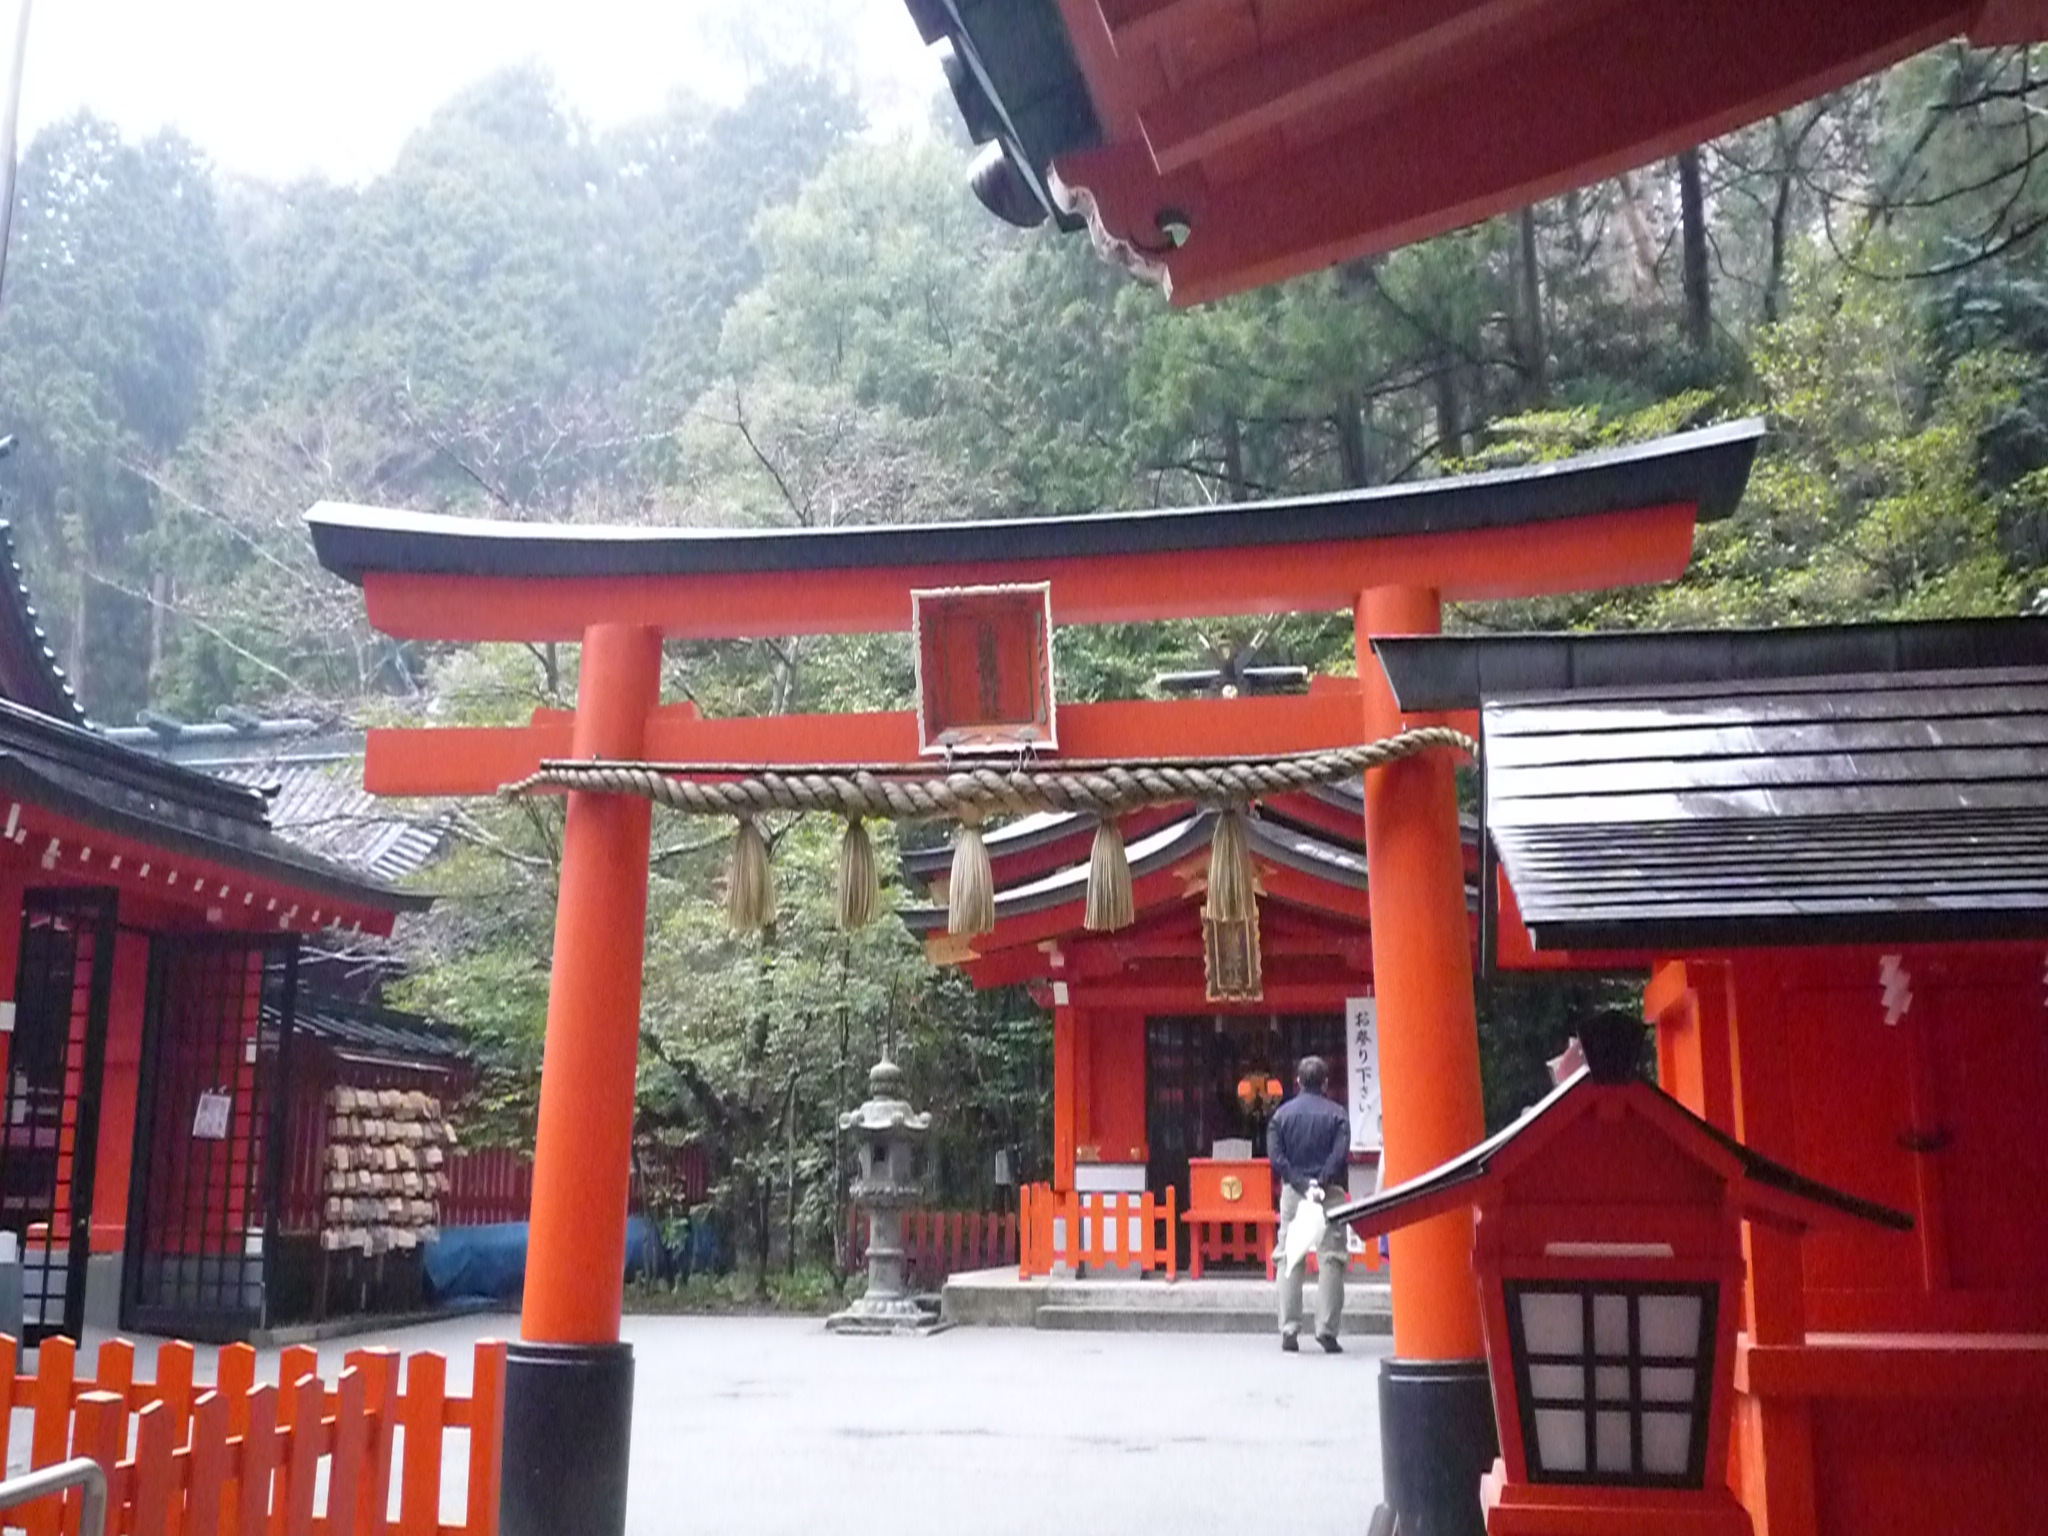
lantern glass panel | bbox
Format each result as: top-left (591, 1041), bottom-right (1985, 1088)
top-left (1595, 1411), bottom-right (1632, 1473)
top-left (1529, 1365), bottom-right (1583, 1400)
top-left (1520, 1292), bottom-right (1583, 1354)
top-left (1642, 1412), bottom-right (1693, 1475)
top-left (1593, 1293), bottom-right (1629, 1353)
top-left (1640, 1292), bottom-right (1704, 1356)
top-left (1534, 1410), bottom-right (1587, 1472)
top-left (1642, 1366), bottom-right (1696, 1403)
top-left (1507, 1281), bottom-right (1718, 1489)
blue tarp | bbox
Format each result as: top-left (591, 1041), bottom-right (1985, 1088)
top-left (423, 1218), bottom-right (674, 1305)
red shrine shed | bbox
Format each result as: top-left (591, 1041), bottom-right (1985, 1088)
top-left (1372, 615), bottom-right (2048, 1536)
top-left (0, 523), bottom-right (431, 1342)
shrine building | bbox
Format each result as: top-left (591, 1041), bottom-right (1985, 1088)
top-left (0, 523), bottom-right (443, 1343)
top-left (900, 767), bottom-right (1474, 1229)
top-left (1369, 614), bottom-right (2048, 1536)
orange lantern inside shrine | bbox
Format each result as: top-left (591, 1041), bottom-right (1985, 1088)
top-left (1327, 1015), bottom-right (1910, 1536)
top-left (1235, 1073), bottom-right (1284, 1114)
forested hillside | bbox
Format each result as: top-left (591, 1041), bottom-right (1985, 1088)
top-left (2, 34), bottom-right (2044, 1286)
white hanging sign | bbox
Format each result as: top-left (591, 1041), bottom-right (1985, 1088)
top-left (1346, 995), bottom-right (1382, 1153)
top-left (192, 1090), bottom-right (232, 1141)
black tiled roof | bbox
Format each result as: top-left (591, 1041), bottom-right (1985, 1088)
top-left (0, 523), bottom-right (86, 725)
top-left (309, 422), bottom-right (1763, 586)
top-left (1482, 658), bottom-right (2048, 947)
top-left (1371, 616), bottom-right (2048, 712)
top-left (105, 717), bottom-right (447, 884)
top-left (901, 805), bottom-right (1474, 933)
top-left (907, 0), bottom-right (1100, 230)
top-left (0, 696), bottom-right (429, 915)
top-left (287, 996), bottom-right (468, 1064)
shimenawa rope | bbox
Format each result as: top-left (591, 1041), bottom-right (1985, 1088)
top-left (499, 726), bottom-right (1476, 820)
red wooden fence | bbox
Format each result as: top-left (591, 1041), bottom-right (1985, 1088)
top-left (441, 1142), bottom-right (709, 1227)
top-left (440, 1149), bottom-right (534, 1227)
top-left (0, 1333), bottom-right (505, 1536)
top-left (1018, 1184), bottom-right (1179, 1278)
top-left (845, 1209), bottom-right (1018, 1285)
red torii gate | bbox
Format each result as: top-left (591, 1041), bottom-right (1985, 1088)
top-left (307, 422), bottom-right (1761, 1536)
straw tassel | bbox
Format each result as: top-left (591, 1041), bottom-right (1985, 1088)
top-left (948, 818), bottom-right (996, 937)
top-left (836, 817), bottom-right (882, 931)
top-left (726, 817), bottom-right (774, 931)
top-left (1205, 807), bottom-right (1257, 923)
top-left (1084, 817), bottom-right (1134, 932)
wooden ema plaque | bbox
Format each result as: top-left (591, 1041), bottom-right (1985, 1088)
top-left (912, 583), bottom-right (1057, 755)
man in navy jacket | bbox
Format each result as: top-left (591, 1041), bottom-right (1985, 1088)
top-left (1267, 1055), bottom-right (1351, 1352)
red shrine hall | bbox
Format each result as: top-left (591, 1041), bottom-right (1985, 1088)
top-left (900, 773), bottom-right (1471, 1272)
top-left (0, 524), bottom-right (438, 1344)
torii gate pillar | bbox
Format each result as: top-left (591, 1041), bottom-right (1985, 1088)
top-left (1359, 586), bottom-right (1496, 1536)
top-left (501, 622), bottom-right (663, 1536)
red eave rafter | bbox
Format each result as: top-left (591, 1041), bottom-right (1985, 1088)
top-left (0, 800), bottom-right (401, 938)
top-left (1056, 0), bottom-right (1986, 305)
top-left (358, 506), bottom-right (1698, 642)
top-left (1133, 0), bottom-right (1597, 176)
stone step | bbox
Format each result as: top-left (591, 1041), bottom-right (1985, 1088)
top-left (937, 1265), bottom-right (1394, 1332)
top-left (1034, 1303), bottom-right (1392, 1335)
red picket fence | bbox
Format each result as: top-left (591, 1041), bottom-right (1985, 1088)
top-left (1018, 1184), bottom-right (1178, 1278)
top-left (0, 1333), bottom-right (506, 1536)
top-left (845, 1209), bottom-right (1018, 1285)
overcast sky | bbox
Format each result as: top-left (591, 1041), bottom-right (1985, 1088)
top-left (13, 0), bottom-right (939, 183)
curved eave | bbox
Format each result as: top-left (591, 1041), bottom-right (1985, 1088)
top-left (0, 523), bottom-right (87, 725)
top-left (903, 807), bottom-right (1472, 936)
top-left (0, 756), bottom-right (431, 920)
top-left (308, 422), bottom-right (1762, 587)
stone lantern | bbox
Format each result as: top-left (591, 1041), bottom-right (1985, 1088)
top-left (828, 1060), bottom-right (936, 1335)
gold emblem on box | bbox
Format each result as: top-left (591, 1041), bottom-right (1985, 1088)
top-left (1220, 1175), bottom-right (1244, 1202)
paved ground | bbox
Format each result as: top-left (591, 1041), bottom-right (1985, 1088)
top-left (68, 1312), bottom-right (1388, 1534)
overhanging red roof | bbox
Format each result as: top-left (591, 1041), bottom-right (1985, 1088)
top-left (912, 0), bottom-right (2048, 303)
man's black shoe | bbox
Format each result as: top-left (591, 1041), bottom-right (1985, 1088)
top-left (1316, 1334), bottom-right (1343, 1354)
top-left (1281, 1332), bottom-right (1300, 1353)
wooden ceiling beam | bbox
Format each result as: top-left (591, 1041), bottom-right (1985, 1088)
top-left (1058, 0), bottom-right (1972, 304)
top-left (1970, 0), bottom-right (2048, 42)
top-left (1138, 0), bottom-right (1607, 174)
top-left (1095, 0), bottom-right (1239, 58)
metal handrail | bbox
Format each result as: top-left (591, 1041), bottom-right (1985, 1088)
top-left (0, 1458), bottom-right (108, 1536)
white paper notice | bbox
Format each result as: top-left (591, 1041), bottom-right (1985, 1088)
top-left (192, 1090), bottom-right (232, 1141)
top-left (1346, 995), bottom-right (1381, 1153)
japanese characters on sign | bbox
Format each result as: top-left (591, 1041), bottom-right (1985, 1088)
top-left (1346, 995), bottom-right (1382, 1153)
top-left (911, 583), bottom-right (1058, 755)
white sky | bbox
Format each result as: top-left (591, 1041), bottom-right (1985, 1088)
top-left (13, 0), bottom-right (939, 184)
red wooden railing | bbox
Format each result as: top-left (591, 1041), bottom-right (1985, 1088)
top-left (845, 1209), bottom-right (1018, 1285)
top-left (0, 1333), bottom-right (505, 1536)
top-left (1017, 1185), bottom-right (1178, 1278)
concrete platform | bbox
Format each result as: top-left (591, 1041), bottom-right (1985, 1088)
top-left (942, 1265), bottom-right (1393, 1334)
